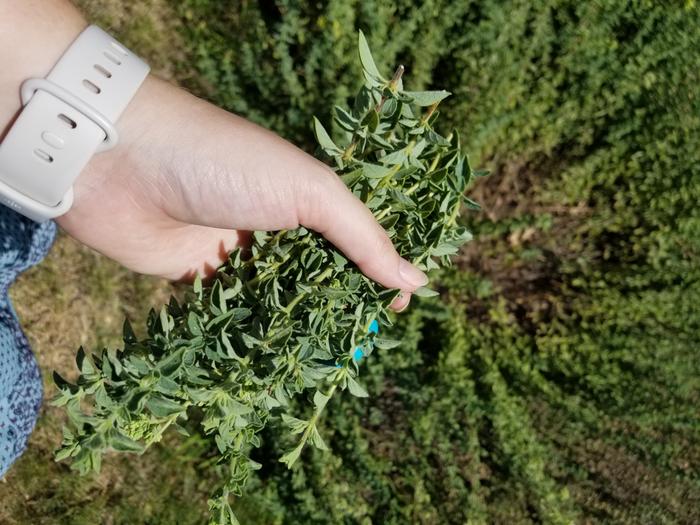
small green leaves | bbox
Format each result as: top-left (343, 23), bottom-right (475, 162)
top-left (414, 287), bottom-right (441, 298)
top-left (309, 427), bottom-right (329, 451)
top-left (146, 395), bottom-right (185, 418)
top-left (280, 443), bottom-right (304, 468)
top-left (404, 90), bottom-right (451, 106)
top-left (334, 106), bottom-right (360, 132)
top-left (313, 390), bottom-right (330, 411)
top-left (54, 31), bottom-right (475, 525)
top-left (373, 338), bottom-right (402, 350)
top-left (109, 430), bottom-right (146, 453)
top-left (347, 376), bottom-right (369, 398)
top-left (358, 30), bottom-right (384, 83)
top-left (313, 117), bottom-right (342, 155)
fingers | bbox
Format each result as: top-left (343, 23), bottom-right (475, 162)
top-left (390, 292), bottom-right (412, 312)
top-left (142, 86), bottom-right (428, 297)
top-left (297, 166), bottom-right (429, 293)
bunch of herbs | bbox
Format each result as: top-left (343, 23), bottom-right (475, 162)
top-left (53, 32), bottom-right (475, 524)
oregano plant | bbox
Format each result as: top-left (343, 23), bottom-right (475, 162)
top-left (52, 31), bottom-right (478, 524)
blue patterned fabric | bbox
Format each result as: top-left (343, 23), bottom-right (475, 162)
top-left (0, 207), bottom-right (55, 477)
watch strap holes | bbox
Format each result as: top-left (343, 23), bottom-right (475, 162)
top-left (34, 149), bottom-right (54, 163)
top-left (110, 41), bottom-right (128, 57)
top-left (103, 50), bottom-right (122, 66)
top-left (94, 64), bottom-right (112, 78)
top-left (57, 114), bottom-right (77, 129)
top-left (82, 79), bottom-right (101, 94)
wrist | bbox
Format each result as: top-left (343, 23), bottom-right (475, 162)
top-left (55, 74), bottom-right (175, 229)
top-left (0, 2), bottom-right (87, 135)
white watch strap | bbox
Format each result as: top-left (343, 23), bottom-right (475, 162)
top-left (0, 25), bottom-right (149, 222)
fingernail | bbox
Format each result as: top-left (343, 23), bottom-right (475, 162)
top-left (396, 299), bottom-right (411, 313)
top-left (390, 292), bottom-right (410, 312)
top-left (398, 258), bottom-right (429, 289)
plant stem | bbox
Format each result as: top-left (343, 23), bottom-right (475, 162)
top-left (283, 266), bottom-right (335, 314)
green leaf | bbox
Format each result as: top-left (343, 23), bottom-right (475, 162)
top-left (380, 97), bottom-right (398, 117)
top-left (146, 395), bottom-right (185, 418)
top-left (222, 278), bottom-right (242, 299)
top-left (334, 106), bottom-right (360, 132)
top-left (281, 414), bottom-right (308, 435)
top-left (187, 312), bottom-right (202, 336)
top-left (54, 445), bottom-right (77, 462)
top-left (431, 244), bottom-right (460, 256)
top-left (159, 307), bottom-right (173, 334)
top-left (340, 168), bottom-right (363, 186)
top-left (193, 274), bottom-right (203, 297)
top-left (379, 148), bottom-right (408, 165)
top-left (313, 390), bottom-right (330, 410)
top-left (361, 162), bottom-right (393, 179)
top-left (332, 251), bottom-right (348, 268)
top-left (205, 308), bottom-right (252, 330)
top-left (354, 86), bottom-right (373, 114)
top-left (464, 197), bottom-right (481, 210)
top-left (109, 430), bottom-right (145, 453)
top-left (373, 338), bottom-right (402, 350)
top-left (313, 117), bottom-right (341, 154)
top-left (413, 286), bottom-right (440, 298)
top-left (226, 399), bottom-right (254, 416)
top-left (361, 109), bottom-right (380, 132)
top-left (156, 349), bottom-right (184, 377)
top-left (76, 347), bottom-right (95, 376)
top-left (358, 30), bottom-right (383, 82)
top-left (240, 332), bottom-right (261, 349)
top-left (404, 90), bottom-right (451, 106)
top-left (347, 376), bottom-right (369, 398)
top-left (309, 426), bottom-right (329, 451)
top-left (280, 443), bottom-right (304, 468)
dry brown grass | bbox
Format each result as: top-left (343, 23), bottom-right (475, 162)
top-left (10, 233), bottom-right (172, 382)
top-left (0, 234), bottom-right (196, 524)
top-left (0, 5), bottom-right (210, 521)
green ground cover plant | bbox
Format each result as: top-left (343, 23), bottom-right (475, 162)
top-left (1, 1), bottom-right (698, 524)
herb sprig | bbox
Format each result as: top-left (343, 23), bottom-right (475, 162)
top-left (53, 31), bottom-right (475, 524)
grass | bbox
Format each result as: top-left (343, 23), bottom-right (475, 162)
top-left (2, 1), bottom-right (698, 524)
top-left (0, 235), bottom-right (216, 524)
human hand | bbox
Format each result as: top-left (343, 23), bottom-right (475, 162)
top-left (0, 1), bottom-right (427, 311)
top-left (56, 76), bottom-right (427, 311)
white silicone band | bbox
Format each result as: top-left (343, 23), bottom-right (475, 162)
top-left (0, 25), bottom-right (150, 222)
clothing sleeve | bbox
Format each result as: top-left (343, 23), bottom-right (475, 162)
top-left (0, 207), bottom-right (56, 478)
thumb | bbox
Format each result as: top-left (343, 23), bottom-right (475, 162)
top-left (297, 163), bottom-right (429, 292)
top-left (150, 87), bottom-right (428, 292)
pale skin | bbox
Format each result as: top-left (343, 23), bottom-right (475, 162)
top-left (0, 1), bottom-right (429, 311)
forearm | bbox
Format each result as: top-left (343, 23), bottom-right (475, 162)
top-left (0, 0), bottom-right (87, 133)
top-left (0, 2), bottom-right (424, 295)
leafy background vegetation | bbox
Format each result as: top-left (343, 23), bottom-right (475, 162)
top-left (2, 0), bottom-right (698, 523)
